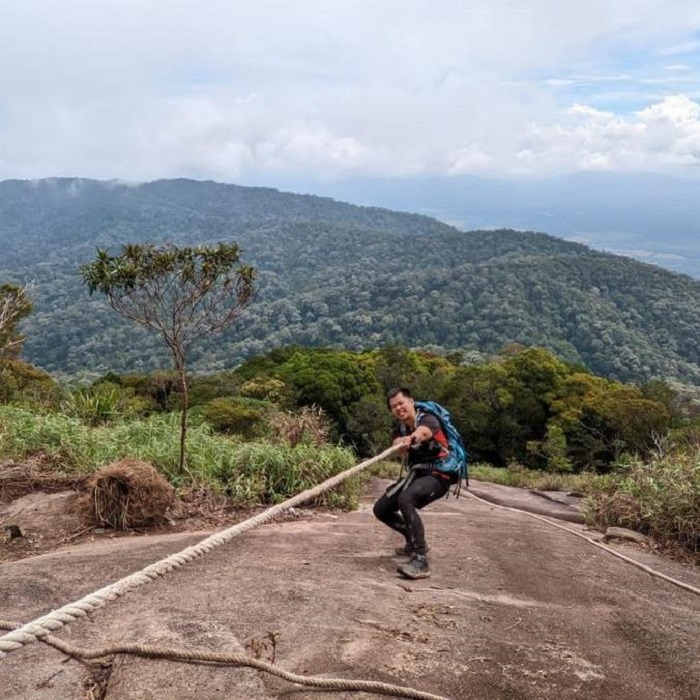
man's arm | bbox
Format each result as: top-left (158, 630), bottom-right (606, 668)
top-left (411, 424), bottom-right (435, 444)
top-left (392, 421), bottom-right (436, 454)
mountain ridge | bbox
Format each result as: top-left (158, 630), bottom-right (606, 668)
top-left (273, 172), bottom-right (700, 279)
top-left (0, 177), bottom-right (698, 384)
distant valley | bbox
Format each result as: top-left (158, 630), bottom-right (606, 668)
top-left (267, 172), bottom-right (700, 279)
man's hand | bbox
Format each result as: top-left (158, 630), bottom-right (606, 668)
top-left (393, 435), bottom-right (413, 455)
top-left (394, 425), bottom-right (433, 455)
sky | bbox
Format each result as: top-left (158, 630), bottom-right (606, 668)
top-left (1, 1), bottom-right (700, 185)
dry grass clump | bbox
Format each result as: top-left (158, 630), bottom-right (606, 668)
top-left (85, 459), bottom-right (174, 530)
top-left (267, 406), bottom-right (331, 446)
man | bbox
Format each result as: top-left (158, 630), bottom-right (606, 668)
top-left (373, 387), bottom-right (452, 579)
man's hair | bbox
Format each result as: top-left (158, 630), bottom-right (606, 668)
top-left (386, 386), bottom-right (412, 409)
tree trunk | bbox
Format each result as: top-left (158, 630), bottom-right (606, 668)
top-left (176, 355), bottom-right (188, 475)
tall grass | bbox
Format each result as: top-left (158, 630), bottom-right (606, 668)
top-left (209, 442), bottom-right (360, 507)
top-left (0, 406), bottom-right (361, 508)
top-left (585, 450), bottom-right (700, 558)
top-left (469, 463), bottom-right (603, 493)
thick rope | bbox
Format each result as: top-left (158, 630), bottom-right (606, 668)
top-left (0, 445), bottom-right (400, 659)
top-left (466, 490), bottom-right (700, 596)
top-left (0, 621), bottom-right (448, 700)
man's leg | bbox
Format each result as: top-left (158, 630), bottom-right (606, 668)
top-left (396, 473), bottom-right (448, 555)
top-left (396, 473), bottom-right (449, 579)
top-left (373, 479), bottom-right (409, 540)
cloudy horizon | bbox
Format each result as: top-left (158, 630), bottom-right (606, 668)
top-left (1, 1), bottom-right (700, 185)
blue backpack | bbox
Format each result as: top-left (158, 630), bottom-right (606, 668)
top-left (415, 401), bottom-right (469, 494)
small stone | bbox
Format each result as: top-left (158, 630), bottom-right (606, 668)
top-left (604, 527), bottom-right (649, 544)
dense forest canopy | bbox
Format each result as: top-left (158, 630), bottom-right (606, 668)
top-left (6, 343), bottom-right (692, 473)
top-left (0, 177), bottom-right (698, 384)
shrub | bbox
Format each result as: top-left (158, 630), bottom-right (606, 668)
top-left (64, 382), bottom-right (146, 425)
top-left (0, 359), bottom-right (63, 409)
top-left (370, 459), bottom-right (404, 480)
top-left (585, 450), bottom-right (700, 558)
top-left (200, 397), bottom-right (267, 438)
top-left (240, 377), bottom-right (287, 403)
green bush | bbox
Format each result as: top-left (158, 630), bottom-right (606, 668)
top-left (369, 459), bottom-right (404, 480)
top-left (240, 376), bottom-right (287, 403)
top-left (585, 450), bottom-right (700, 557)
top-left (64, 382), bottom-right (148, 425)
top-left (200, 397), bottom-right (268, 438)
top-left (0, 359), bottom-right (63, 409)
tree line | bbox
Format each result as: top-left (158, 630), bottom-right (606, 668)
top-left (223, 344), bottom-right (698, 472)
top-left (4, 338), bottom-right (696, 475)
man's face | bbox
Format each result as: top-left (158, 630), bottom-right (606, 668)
top-left (389, 393), bottom-right (415, 423)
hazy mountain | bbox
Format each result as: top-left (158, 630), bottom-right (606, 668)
top-left (0, 177), bottom-right (698, 385)
top-left (262, 172), bottom-right (700, 279)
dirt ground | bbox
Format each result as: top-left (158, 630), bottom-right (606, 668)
top-left (1, 474), bottom-right (699, 700)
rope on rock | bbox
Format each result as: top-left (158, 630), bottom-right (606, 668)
top-left (466, 490), bottom-right (700, 596)
top-left (0, 445), bottom-right (401, 659)
top-left (0, 621), bottom-right (449, 700)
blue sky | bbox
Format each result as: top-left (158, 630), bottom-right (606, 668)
top-left (1, 1), bottom-right (699, 183)
top-left (537, 32), bottom-right (700, 112)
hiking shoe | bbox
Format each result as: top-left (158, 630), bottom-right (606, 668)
top-left (394, 543), bottom-right (431, 556)
top-left (397, 554), bottom-right (430, 580)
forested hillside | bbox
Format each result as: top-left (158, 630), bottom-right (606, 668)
top-left (0, 177), bottom-right (698, 384)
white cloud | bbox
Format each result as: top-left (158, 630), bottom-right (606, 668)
top-left (639, 75), bottom-right (697, 85)
top-left (657, 39), bottom-right (700, 55)
top-left (567, 104), bottom-right (616, 119)
top-left (447, 145), bottom-right (492, 174)
top-left (255, 122), bottom-right (371, 173)
top-left (545, 79), bottom-right (577, 87)
top-left (1, 1), bottom-right (700, 181)
top-left (637, 94), bottom-right (700, 124)
top-left (515, 95), bottom-right (700, 174)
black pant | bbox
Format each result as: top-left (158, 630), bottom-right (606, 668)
top-left (373, 469), bottom-right (450, 556)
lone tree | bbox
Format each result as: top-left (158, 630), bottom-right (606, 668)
top-left (81, 243), bottom-right (256, 473)
top-left (0, 283), bottom-right (33, 360)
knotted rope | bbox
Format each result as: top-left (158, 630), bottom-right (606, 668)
top-left (0, 621), bottom-right (448, 700)
top-left (0, 445), bottom-right (400, 659)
